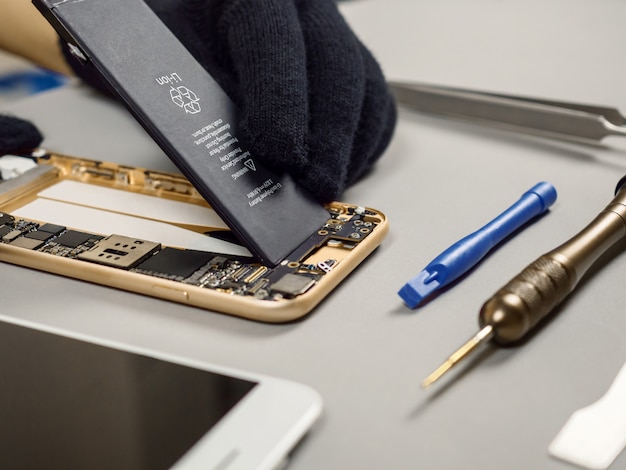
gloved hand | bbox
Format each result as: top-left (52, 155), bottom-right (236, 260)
top-left (0, 114), bottom-right (43, 155)
top-left (64, 0), bottom-right (397, 202)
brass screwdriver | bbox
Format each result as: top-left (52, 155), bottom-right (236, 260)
top-left (422, 176), bottom-right (626, 389)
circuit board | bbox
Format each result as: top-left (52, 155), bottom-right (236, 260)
top-left (0, 152), bottom-right (387, 321)
top-left (0, 206), bottom-right (378, 301)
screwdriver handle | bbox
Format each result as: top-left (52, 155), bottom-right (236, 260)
top-left (479, 255), bottom-right (573, 343)
top-left (480, 184), bottom-right (626, 344)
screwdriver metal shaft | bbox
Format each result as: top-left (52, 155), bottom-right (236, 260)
top-left (422, 176), bottom-right (626, 389)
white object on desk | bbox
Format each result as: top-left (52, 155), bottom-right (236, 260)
top-left (549, 361), bottom-right (626, 469)
top-left (0, 155), bottom-right (37, 180)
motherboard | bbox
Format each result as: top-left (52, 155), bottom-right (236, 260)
top-left (0, 153), bottom-right (387, 320)
top-left (0, 205), bottom-right (378, 302)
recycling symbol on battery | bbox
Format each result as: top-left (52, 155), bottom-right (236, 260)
top-left (170, 86), bottom-right (201, 114)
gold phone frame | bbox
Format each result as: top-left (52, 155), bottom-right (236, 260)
top-left (0, 153), bottom-right (388, 323)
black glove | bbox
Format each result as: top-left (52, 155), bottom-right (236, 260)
top-left (65, 0), bottom-right (397, 202)
top-left (0, 114), bottom-right (43, 155)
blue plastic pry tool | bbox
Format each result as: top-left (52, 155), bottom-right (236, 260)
top-left (398, 181), bottom-right (557, 308)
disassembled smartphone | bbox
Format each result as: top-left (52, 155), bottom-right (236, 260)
top-left (13, 0), bottom-right (389, 322)
top-left (0, 152), bottom-right (387, 322)
top-left (0, 314), bottom-right (322, 469)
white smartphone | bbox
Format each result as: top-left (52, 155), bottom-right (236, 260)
top-left (0, 314), bottom-right (322, 470)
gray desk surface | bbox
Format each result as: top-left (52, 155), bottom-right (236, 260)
top-left (4, 1), bottom-right (626, 468)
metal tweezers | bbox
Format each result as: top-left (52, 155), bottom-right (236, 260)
top-left (388, 81), bottom-right (626, 144)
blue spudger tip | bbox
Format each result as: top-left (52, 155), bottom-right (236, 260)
top-left (398, 270), bottom-right (440, 309)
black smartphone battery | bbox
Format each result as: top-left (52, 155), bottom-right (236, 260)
top-left (33, 0), bottom-right (330, 266)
